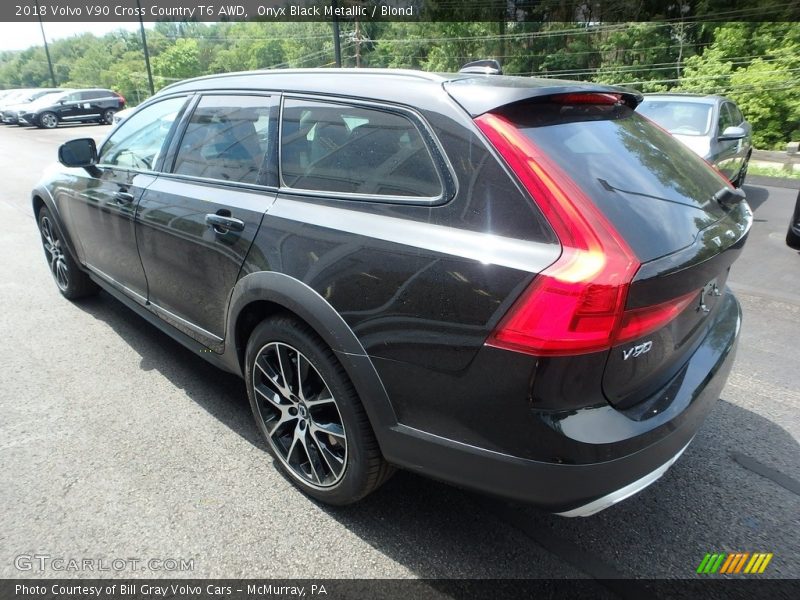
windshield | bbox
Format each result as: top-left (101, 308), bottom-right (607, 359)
top-left (636, 99), bottom-right (713, 136)
top-left (32, 92), bottom-right (67, 106)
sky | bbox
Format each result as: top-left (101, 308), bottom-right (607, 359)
top-left (0, 22), bottom-right (148, 52)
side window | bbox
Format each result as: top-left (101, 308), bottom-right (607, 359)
top-left (98, 96), bottom-right (187, 171)
top-left (172, 95), bottom-right (272, 185)
top-left (730, 103), bottom-right (744, 125)
top-left (62, 93), bottom-right (79, 103)
top-left (718, 103), bottom-right (735, 133)
top-left (281, 99), bottom-right (442, 198)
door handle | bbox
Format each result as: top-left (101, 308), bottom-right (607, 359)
top-left (114, 191), bottom-right (134, 204)
top-left (205, 213), bottom-right (245, 233)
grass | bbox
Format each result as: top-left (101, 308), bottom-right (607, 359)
top-left (748, 164), bottom-right (800, 180)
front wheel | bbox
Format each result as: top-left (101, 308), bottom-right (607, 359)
top-left (39, 112), bottom-right (58, 129)
top-left (734, 155), bottom-right (750, 188)
top-left (787, 226), bottom-right (800, 249)
top-left (245, 315), bottom-right (393, 505)
top-left (37, 206), bottom-right (98, 299)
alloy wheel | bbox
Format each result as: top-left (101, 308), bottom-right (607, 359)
top-left (252, 341), bottom-right (348, 488)
top-left (40, 216), bottom-right (69, 291)
top-left (40, 113), bottom-right (57, 128)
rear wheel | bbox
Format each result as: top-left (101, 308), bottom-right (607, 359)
top-left (245, 315), bottom-right (393, 505)
top-left (102, 109), bottom-right (115, 125)
top-left (37, 206), bottom-right (98, 299)
top-left (39, 112), bottom-right (58, 129)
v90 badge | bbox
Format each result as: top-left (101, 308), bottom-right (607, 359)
top-left (622, 340), bottom-right (653, 360)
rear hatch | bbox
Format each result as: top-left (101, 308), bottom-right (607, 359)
top-left (473, 93), bottom-right (751, 409)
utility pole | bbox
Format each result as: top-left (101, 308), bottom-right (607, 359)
top-left (35, 0), bottom-right (57, 87)
top-left (137, 0), bottom-right (155, 95)
top-left (331, 0), bottom-right (342, 67)
top-left (355, 18), bottom-right (361, 68)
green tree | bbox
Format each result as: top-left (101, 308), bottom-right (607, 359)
top-left (152, 38), bottom-right (202, 82)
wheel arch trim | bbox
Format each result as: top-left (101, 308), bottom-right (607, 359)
top-left (226, 271), bottom-right (398, 441)
top-left (31, 186), bottom-right (83, 266)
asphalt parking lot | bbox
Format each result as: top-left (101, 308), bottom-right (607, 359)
top-left (0, 122), bottom-right (798, 587)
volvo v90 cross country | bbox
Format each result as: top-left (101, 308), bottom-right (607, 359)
top-left (33, 69), bottom-right (751, 516)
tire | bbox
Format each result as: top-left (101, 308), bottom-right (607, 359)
top-left (39, 112), bottom-right (58, 129)
top-left (245, 314), bottom-right (393, 505)
top-left (37, 206), bottom-right (99, 300)
top-left (734, 154), bottom-right (750, 188)
top-left (787, 225), bottom-right (800, 249)
top-left (102, 109), bottom-right (115, 125)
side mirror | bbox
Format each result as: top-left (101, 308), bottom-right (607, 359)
top-left (719, 126), bottom-right (746, 141)
top-left (59, 138), bottom-right (97, 168)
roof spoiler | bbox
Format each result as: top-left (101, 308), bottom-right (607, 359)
top-left (459, 60), bottom-right (503, 75)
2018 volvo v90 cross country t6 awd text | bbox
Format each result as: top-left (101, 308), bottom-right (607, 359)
top-left (32, 69), bottom-right (751, 516)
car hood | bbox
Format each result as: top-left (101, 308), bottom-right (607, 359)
top-left (671, 134), bottom-right (711, 160)
top-left (24, 96), bottom-right (64, 111)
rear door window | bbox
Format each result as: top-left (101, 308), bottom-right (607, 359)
top-left (172, 95), bottom-right (272, 185)
top-left (280, 99), bottom-right (442, 199)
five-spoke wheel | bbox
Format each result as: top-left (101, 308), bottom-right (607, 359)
top-left (39, 112), bottom-right (58, 129)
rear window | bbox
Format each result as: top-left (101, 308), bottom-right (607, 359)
top-left (501, 101), bottom-right (729, 262)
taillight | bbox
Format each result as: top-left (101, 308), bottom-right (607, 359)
top-left (616, 290), bottom-right (698, 344)
top-left (476, 111), bottom-right (692, 356)
top-left (116, 92), bottom-right (126, 105)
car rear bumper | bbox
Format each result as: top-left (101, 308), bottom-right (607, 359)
top-left (380, 291), bottom-right (740, 514)
top-left (554, 439), bottom-right (692, 516)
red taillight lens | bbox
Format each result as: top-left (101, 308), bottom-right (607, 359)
top-left (476, 112), bottom-right (640, 356)
top-left (116, 93), bottom-right (126, 105)
top-left (616, 290), bottom-right (698, 344)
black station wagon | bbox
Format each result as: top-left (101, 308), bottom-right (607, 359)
top-left (33, 69), bottom-right (751, 515)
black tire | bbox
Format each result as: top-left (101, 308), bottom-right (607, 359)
top-left (734, 154), bottom-right (750, 188)
top-left (39, 112), bottom-right (58, 129)
top-left (37, 206), bottom-right (99, 300)
top-left (102, 109), bottom-right (115, 125)
top-left (245, 314), bottom-right (393, 505)
top-left (787, 226), bottom-right (800, 249)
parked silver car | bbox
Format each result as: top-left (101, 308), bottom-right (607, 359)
top-left (1, 88), bottom-right (68, 124)
top-left (637, 93), bottom-right (752, 187)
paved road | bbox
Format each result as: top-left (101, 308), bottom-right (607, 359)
top-left (0, 123), bottom-right (798, 585)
